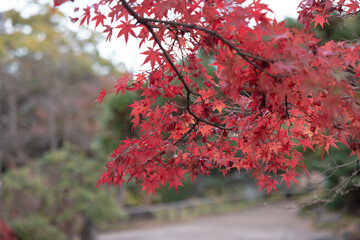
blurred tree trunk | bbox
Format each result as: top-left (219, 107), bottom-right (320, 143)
top-left (49, 106), bottom-right (58, 150)
top-left (191, 175), bottom-right (204, 197)
top-left (80, 216), bottom-right (96, 240)
top-left (0, 150), bottom-right (2, 214)
top-left (0, 77), bottom-right (2, 214)
top-left (116, 183), bottom-right (127, 207)
top-left (65, 222), bottom-right (75, 240)
top-left (63, 113), bottom-right (70, 144)
top-left (9, 94), bottom-right (25, 165)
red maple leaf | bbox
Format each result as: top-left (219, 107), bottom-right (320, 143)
top-left (141, 176), bottom-right (160, 195)
top-left (298, 137), bottom-right (314, 151)
top-left (266, 178), bottom-right (278, 195)
top-left (198, 123), bottom-right (213, 136)
top-left (92, 12), bottom-right (106, 29)
top-left (69, 17), bottom-right (79, 23)
top-left (153, 1), bottom-right (174, 17)
top-left (114, 74), bottom-right (131, 96)
top-left (168, 168), bottom-right (185, 191)
top-left (345, 0), bottom-right (359, 15)
top-left (141, 47), bottom-right (162, 68)
top-left (53, 0), bottom-right (72, 8)
top-left (116, 20), bottom-right (137, 43)
top-left (281, 170), bottom-right (300, 187)
top-left (196, 88), bottom-right (217, 101)
top-left (311, 14), bottom-right (329, 28)
top-left (212, 99), bottom-right (227, 114)
top-left (256, 174), bottom-right (268, 191)
top-left (95, 89), bottom-right (106, 106)
top-left (103, 25), bottom-right (113, 42)
top-left (80, 6), bottom-right (91, 26)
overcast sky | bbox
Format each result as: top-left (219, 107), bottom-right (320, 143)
top-left (1, 0), bottom-right (302, 72)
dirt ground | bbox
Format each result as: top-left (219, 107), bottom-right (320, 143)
top-left (99, 201), bottom-right (335, 240)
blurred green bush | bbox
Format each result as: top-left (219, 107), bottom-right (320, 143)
top-left (2, 145), bottom-right (124, 239)
top-left (11, 216), bottom-right (66, 240)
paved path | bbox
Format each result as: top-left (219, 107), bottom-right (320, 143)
top-left (99, 201), bottom-right (334, 240)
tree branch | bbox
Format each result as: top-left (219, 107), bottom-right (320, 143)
top-left (120, 0), bottom-right (240, 133)
top-left (133, 17), bottom-right (292, 79)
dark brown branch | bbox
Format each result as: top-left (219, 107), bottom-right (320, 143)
top-left (138, 18), bottom-right (267, 62)
top-left (120, 0), bottom-right (240, 133)
top-left (137, 17), bottom-right (294, 79)
top-left (186, 91), bottom-right (239, 131)
top-left (120, 0), bottom-right (196, 96)
top-left (144, 120), bottom-right (199, 166)
top-left (120, 0), bottom-right (290, 80)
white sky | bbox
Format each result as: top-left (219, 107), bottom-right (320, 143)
top-left (0, 0), bottom-right (302, 73)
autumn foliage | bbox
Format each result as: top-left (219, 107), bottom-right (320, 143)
top-left (56, 0), bottom-right (360, 195)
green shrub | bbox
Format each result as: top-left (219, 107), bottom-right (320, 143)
top-left (11, 216), bottom-right (66, 240)
top-left (2, 145), bottom-right (124, 239)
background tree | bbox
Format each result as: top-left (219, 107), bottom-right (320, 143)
top-left (0, 7), bottom-right (119, 167)
top-left (56, 0), bottom-right (360, 197)
top-left (0, 5), bottom-right (128, 238)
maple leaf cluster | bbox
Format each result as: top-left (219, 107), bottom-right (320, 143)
top-left (56, 0), bottom-right (360, 195)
